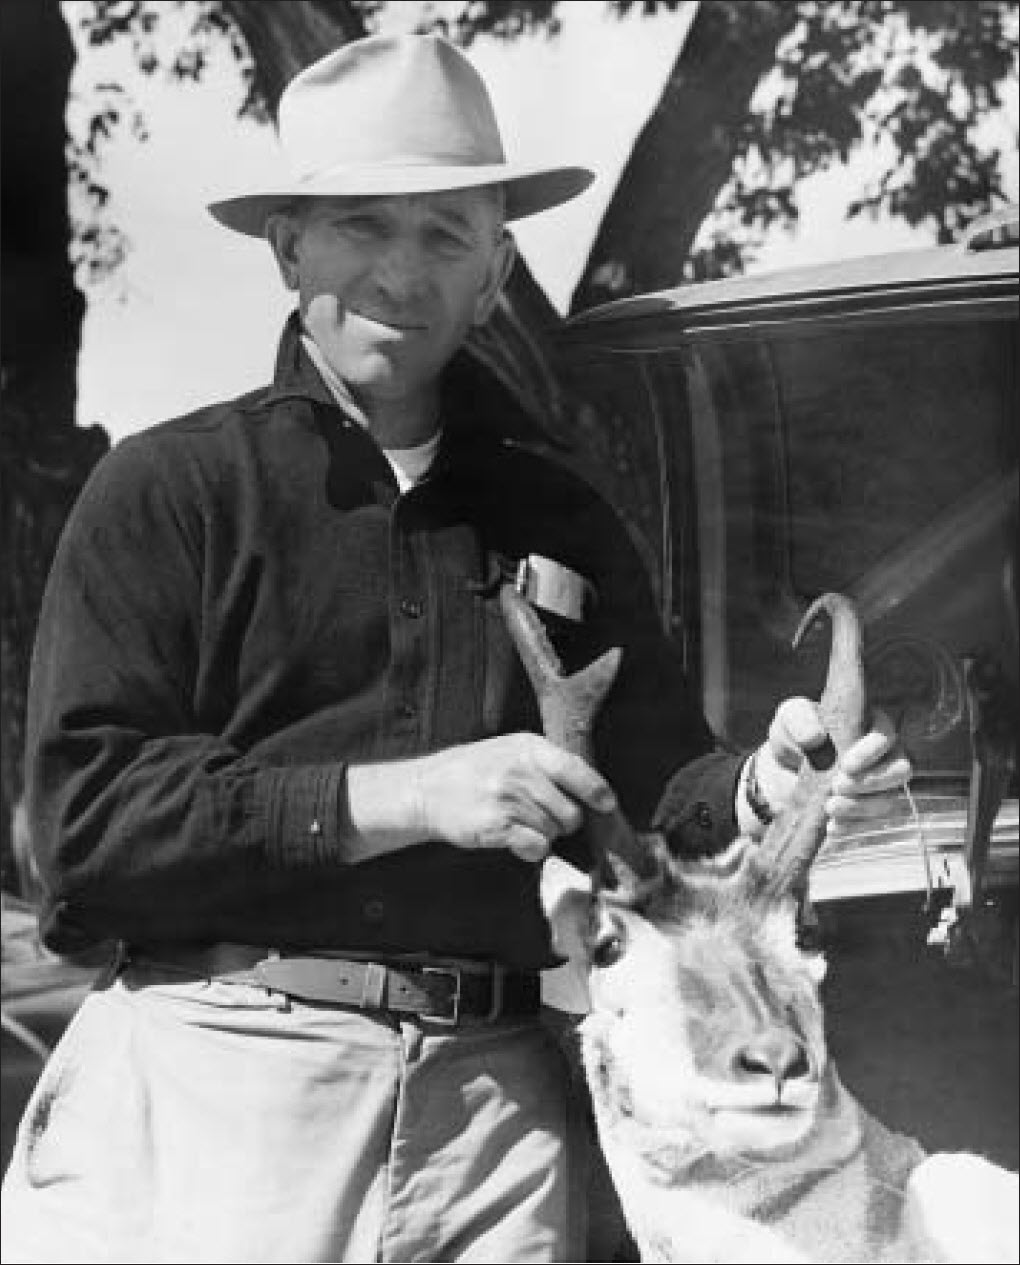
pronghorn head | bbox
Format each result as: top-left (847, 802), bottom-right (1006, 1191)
top-left (502, 585), bottom-right (868, 1161)
top-left (548, 833), bottom-right (831, 1161)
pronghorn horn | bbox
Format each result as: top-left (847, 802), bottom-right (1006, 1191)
top-left (498, 583), bottom-right (662, 893)
top-left (498, 582), bottom-right (619, 762)
top-left (758, 592), bottom-right (870, 895)
top-left (794, 592), bottom-right (870, 755)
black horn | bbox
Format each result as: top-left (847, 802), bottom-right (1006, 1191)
top-left (757, 592), bottom-right (870, 896)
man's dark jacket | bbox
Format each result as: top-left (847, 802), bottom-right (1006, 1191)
top-left (26, 317), bottom-right (742, 967)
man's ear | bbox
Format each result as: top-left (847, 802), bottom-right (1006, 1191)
top-left (266, 211), bottom-right (302, 291)
top-left (472, 227), bottom-right (517, 326)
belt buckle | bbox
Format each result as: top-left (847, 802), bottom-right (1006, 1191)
top-left (422, 965), bottom-right (462, 1026)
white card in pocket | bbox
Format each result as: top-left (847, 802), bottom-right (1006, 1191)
top-left (515, 554), bottom-right (595, 622)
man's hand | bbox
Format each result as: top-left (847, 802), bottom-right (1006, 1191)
top-left (414, 734), bottom-right (616, 861)
top-left (346, 734), bottom-right (616, 864)
top-left (738, 697), bottom-right (913, 839)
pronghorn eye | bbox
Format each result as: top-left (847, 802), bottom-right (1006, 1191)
top-left (591, 930), bottom-right (625, 968)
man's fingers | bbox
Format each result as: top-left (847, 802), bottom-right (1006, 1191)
top-left (769, 697), bottom-right (827, 770)
top-left (831, 755), bottom-right (914, 799)
top-left (774, 701), bottom-right (907, 781)
top-left (826, 707), bottom-right (913, 827)
top-left (509, 831), bottom-right (552, 863)
top-left (503, 776), bottom-right (581, 844)
top-left (540, 743), bottom-right (617, 815)
top-left (838, 707), bottom-right (898, 776)
top-left (527, 779), bottom-right (586, 838)
top-left (827, 788), bottom-right (905, 822)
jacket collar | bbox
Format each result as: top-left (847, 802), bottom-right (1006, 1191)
top-left (262, 312), bottom-right (341, 413)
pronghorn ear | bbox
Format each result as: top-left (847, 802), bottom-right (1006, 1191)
top-left (599, 830), bottom-right (673, 906)
top-left (643, 830), bottom-right (676, 879)
top-left (539, 856), bottom-right (594, 1014)
top-left (541, 855), bottom-right (593, 959)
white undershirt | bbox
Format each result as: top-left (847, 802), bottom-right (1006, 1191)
top-left (380, 432), bottom-right (442, 492)
top-left (301, 333), bottom-right (440, 491)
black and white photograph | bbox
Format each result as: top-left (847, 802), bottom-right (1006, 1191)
top-left (2, 2), bottom-right (1017, 1261)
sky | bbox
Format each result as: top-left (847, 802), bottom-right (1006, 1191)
top-left (64, 1), bottom-right (1018, 445)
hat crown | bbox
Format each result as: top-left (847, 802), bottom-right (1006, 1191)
top-left (278, 34), bottom-right (506, 183)
top-left (207, 33), bottom-right (594, 235)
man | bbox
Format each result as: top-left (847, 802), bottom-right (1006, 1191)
top-left (2, 33), bottom-right (910, 1264)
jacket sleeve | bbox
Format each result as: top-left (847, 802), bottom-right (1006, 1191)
top-left (25, 438), bottom-right (348, 954)
top-left (584, 492), bottom-right (745, 856)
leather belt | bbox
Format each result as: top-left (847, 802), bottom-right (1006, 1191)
top-left (122, 944), bottom-right (540, 1027)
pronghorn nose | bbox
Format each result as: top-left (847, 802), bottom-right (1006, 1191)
top-left (731, 1032), bottom-right (811, 1089)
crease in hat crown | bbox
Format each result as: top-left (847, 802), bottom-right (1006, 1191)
top-left (208, 33), bottom-right (594, 237)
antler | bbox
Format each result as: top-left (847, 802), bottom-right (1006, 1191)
top-left (498, 583), bottom-right (662, 893)
top-left (757, 592), bottom-right (870, 895)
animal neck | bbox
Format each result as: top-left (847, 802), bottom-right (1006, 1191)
top-left (599, 1066), bottom-right (862, 1199)
top-left (589, 1064), bottom-right (929, 1264)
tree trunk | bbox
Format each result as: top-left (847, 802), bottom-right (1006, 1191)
top-left (570, 1), bottom-right (799, 313)
top-left (2, 0), bottom-right (83, 426)
top-left (551, 2), bottom-right (803, 612)
top-left (0, 0), bottom-right (109, 892)
top-left (221, 0), bottom-right (367, 120)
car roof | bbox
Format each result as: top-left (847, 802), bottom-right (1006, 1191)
top-left (560, 217), bottom-right (1019, 351)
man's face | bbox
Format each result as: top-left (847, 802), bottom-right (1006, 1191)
top-left (270, 189), bottom-right (514, 412)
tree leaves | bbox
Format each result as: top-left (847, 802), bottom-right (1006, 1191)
top-left (61, 0), bottom-right (1018, 292)
top-left (671, 0), bottom-right (1017, 283)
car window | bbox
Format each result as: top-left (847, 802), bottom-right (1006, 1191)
top-left (677, 315), bottom-right (1017, 773)
top-left (777, 322), bottom-right (1014, 596)
top-left (559, 312), bottom-right (1017, 784)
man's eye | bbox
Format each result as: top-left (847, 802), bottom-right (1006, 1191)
top-left (425, 228), bottom-right (471, 256)
top-left (335, 216), bottom-right (384, 239)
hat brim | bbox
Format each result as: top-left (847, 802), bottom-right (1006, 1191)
top-left (208, 163), bottom-right (594, 237)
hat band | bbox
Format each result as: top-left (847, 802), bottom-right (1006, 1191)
top-left (292, 149), bottom-right (508, 184)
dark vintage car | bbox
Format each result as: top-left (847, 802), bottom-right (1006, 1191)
top-left (3, 211), bottom-right (1018, 1175)
top-left (554, 207), bottom-right (1019, 1166)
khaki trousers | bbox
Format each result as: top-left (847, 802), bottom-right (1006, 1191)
top-left (1, 968), bottom-right (589, 1264)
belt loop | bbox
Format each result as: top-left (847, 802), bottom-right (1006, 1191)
top-left (258, 946), bottom-right (289, 1009)
top-left (361, 962), bottom-right (387, 1009)
top-left (98, 939), bottom-right (129, 987)
top-left (484, 964), bottom-right (506, 1022)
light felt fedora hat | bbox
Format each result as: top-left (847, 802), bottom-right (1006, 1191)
top-left (208, 33), bottom-right (595, 237)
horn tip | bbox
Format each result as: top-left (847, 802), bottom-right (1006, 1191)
top-left (792, 591), bottom-right (859, 650)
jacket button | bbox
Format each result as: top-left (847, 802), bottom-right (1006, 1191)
top-left (400, 598), bottom-right (424, 618)
top-left (363, 899), bottom-right (385, 924)
top-left (694, 802), bottom-right (713, 830)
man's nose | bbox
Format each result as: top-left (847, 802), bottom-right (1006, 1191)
top-left (372, 236), bottom-right (430, 304)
